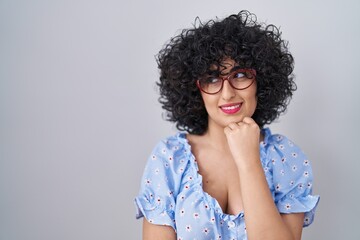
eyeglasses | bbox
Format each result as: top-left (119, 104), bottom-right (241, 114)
top-left (196, 68), bottom-right (256, 94)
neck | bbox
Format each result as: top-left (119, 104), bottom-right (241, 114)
top-left (202, 119), bottom-right (231, 153)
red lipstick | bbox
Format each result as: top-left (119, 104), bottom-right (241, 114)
top-left (219, 103), bottom-right (242, 114)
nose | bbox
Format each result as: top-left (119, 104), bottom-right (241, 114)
top-left (221, 79), bottom-right (236, 100)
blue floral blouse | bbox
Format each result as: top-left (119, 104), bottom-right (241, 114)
top-left (135, 128), bottom-right (320, 239)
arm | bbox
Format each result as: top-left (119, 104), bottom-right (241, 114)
top-left (135, 139), bottom-right (185, 240)
top-left (224, 117), bottom-right (304, 240)
top-left (143, 218), bottom-right (176, 240)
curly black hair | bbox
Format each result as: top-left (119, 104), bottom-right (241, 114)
top-left (157, 10), bottom-right (296, 135)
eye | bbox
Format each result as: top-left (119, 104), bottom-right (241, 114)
top-left (232, 69), bottom-right (255, 79)
top-left (202, 76), bottom-right (220, 84)
top-left (233, 72), bottom-right (246, 79)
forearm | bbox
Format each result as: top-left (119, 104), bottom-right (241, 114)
top-left (236, 157), bottom-right (294, 240)
top-left (143, 218), bottom-right (176, 240)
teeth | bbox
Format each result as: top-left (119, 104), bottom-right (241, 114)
top-left (222, 104), bottom-right (240, 110)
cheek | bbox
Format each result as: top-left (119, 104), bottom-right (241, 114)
top-left (200, 94), bottom-right (219, 116)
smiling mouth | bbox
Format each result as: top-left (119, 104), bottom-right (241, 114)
top-left (219, 103), bottom-right (242, 114)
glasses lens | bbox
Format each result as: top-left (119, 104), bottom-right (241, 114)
top-left (199, 76), bottom-right (222, 94)
top-left (229, 69), bottom-right (255, 90)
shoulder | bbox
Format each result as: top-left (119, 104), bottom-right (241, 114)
top-left (261, 128), bottom-right (307, 161)
top-left (143, 132), bottom-right (192, 177)
top-left (150, 133), bottom-right (190, 162)
top-left (261, 128), bottom-right (315, 185)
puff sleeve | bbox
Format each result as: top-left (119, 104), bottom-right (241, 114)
top-left (265, 134), bottom-right (320, 227)
top-left (134, 136), bottom-right (188, 230)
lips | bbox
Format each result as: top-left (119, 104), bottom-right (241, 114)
top-left (219, 103), bottom-right (242, 114)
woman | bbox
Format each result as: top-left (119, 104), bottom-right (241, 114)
top-left (135, 10), bottom-right (319, 240)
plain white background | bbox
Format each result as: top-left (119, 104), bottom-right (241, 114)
top-left (1, 0), bottom-right (359, 239)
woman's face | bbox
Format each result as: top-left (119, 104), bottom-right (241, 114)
top-left (200, 58), bottom-right (258, 130)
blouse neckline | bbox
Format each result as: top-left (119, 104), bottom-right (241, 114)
top-left (175, 128), bottom-right (271, 221)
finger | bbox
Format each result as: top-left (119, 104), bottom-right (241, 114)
top-left (242, 117), bottom-right (255, 124)
top-left (224, 126), bottom-right (231, 134)
top-left (227, 122), bottom-right (240, 130)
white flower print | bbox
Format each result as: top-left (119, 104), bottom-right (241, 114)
top-left (188, 176), bottom-right (193, 181)
top-left (291, 152), bottom-right (298, 158)
top-left (179, 195), bottom-right (185, 201)
top-left (161, 148), bottom-right (167, 154)
top-left (168, 191), bottom-right (174, 197)
top-left (173, 146), bottom-right (179, 150)
top-left (178, 167), bottom-right (184, 173)
top-left (185, 225), bottom-right (192, 232)
top-left (217, 235), bottom-right (222, 239)
top-left (204, 203), bottom-right (210, 210)
top-left (279, 144), bottom-right (285, 150)
top-left (193, 212), bottom-right (200, 219)
top-left (263, 166), bottom-right (269, 172)
top-left (303, 159), bottom-right (310, 166)
top-left (292, 165), bottom-right (297, 172)
top-left (281, 157), bottom-right (286, 163)
top-left (285, 203), bottom-right (291, 210)
top-left (280, 169), bottom-right (285, 176)
top-left (307, 182), bottom-right (312, 188)
top-left (179, 208), bottom-right (185, 216)
top-left (275, 183), bottom-right (281, 192)
top-left (298, 183), bottom-right (304, 190)
top-left (271, 159), bottom-right (276, 165)
top-left (303, 171), bottom-right (309, 177)
top-left (151, 155), bottom-right (157, 160)
top-left (288, 140), bottom-right (294, 147)
top-left (203, 228), bottom-right (210, 235)
top-left (276, 135), bottom-right (283, 141)
top-left (210, 217), bottom-right (216, 223)
top-left (164, 162), bottom-right (169, 168)
top-left (289, 180), bottom-right (294, 186)
top-left (289, 193), bottom-right (295, 198)
top-left (148, 219), bottom-right (154, 223)
top-left (145, 179), bottom-right (151, 186)
top-left (228, 221), bottom-right (235, 229)
top-left (177, 237), bottom-right (183, 240)
top-left (168, 156), bottom-right (173, 161)
top-left (156, 197), bottom-right (161, 205)
top-left (184, 184), bottom-right (190, 190)
top-left (154, 168), bottom-right (160, 175)
top-left (304, 217), bottom-right (311, 225)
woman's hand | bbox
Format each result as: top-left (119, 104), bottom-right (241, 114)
top-left (223, 117), bottom-right (260, 165)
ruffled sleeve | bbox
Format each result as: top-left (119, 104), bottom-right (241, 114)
top-left (134, 134), bottom-right (188, 231)
top-left (264, 132), bottom-right (320, 227)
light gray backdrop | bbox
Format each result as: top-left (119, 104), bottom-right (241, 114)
top-left (1, 0), bottom-right (359, 239)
